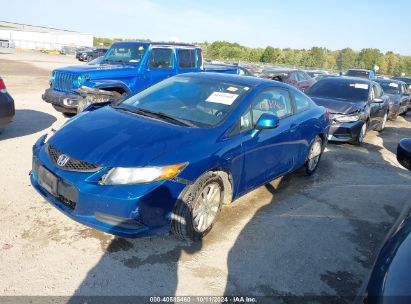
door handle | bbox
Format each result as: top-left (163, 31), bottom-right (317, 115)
top-left (290, 123), bottom-right (298, 132)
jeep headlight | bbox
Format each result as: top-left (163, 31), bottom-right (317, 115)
top-left (333, 114), bottom-right (360, 123)
top-left (100, 163), bottom-right (187, 185)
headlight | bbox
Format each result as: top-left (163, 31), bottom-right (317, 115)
top-left (333, 114), bottom-right (360, 123)
top-left (100, 163), bottom-right (187, 185)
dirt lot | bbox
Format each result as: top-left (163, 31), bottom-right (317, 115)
top-left (0, 50), bottom-right (410, 302)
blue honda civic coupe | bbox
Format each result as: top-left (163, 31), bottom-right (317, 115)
top-left (31, 73), bottom-right (330, 241)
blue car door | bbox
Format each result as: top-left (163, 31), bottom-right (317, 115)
top-left (239, 87), bottom-right (299, 192)
top-left (147, 47), bottom-right (176, 87)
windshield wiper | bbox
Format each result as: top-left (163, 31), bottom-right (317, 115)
top-left (134, 108), bottom-right (196, 127)
top-left (112, 106), bottom-right (196, 127)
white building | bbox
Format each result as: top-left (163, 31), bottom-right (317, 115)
top-left (0, 21), bottom-right (93, 50)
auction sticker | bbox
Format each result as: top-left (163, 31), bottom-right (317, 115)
top-left (350, 83), bottom-right (368, 90)
top-left (389, 83), bottom-right (399, 87)
top-left (206, 92), bottom-right (239, 105)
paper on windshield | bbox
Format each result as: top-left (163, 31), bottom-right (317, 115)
top-left (389, 83), bottom-right (399, 88)
top-left (350, 83), bottom-right (369, 90)
top-left (206, 92), bottom-right (239, 105)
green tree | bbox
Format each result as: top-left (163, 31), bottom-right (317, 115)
top-left (336, 48), bottom-right (357, 71)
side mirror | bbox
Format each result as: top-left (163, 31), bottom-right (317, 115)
top-left (255, 113), bottom-right (279, 130)
top-left (397, 138), bottom-right (411, 171)
top-left (373, 98), bottom-right (384, 103)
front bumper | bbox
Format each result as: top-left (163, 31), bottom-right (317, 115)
top-left (42, 88), bottom-right (84, 114)
top-left (30, 136), bottom-right (187, 238)
top-left (0, 91), bottom-right (15, 128)
top-left (327, 120), bottom-right (365, 143)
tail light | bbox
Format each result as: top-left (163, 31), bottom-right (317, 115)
top-left (0, 78), bottom-right (6, 92)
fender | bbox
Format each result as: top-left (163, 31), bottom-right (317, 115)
top-left (82, 79), bottom-right (131, 95)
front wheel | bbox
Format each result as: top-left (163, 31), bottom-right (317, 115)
top-left (305, 136), bottom-right (323, 175)
top-left (171, 172), bottom-right (224, 241)
top-left (354, 121), bottom-right (367, 145)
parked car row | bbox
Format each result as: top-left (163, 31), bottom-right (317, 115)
top-left (76, 47), bottom-right (108, 62)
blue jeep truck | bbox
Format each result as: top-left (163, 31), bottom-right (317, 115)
top-left (42, 42), bottom-right (205, 114)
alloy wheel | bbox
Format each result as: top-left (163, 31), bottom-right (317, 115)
top-left (307, 140), bottom-right (322, 171)
top-left (192, 183), bottom-right (221, 233)
top-left (359, 123), bottom-right (367, 143)
top-left (381, 113), bottom-right (387, 130)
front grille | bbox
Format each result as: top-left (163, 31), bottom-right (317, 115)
top-left (47, 144), bottom-right (102, 172)
top-left (52, 72), bottom-right (76, 92)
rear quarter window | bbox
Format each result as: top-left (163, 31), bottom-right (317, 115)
top-left (293, 90), bottom-right (312, 112)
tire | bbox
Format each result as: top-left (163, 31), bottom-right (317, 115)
top-left (354, 121), bottom-right (367, 146)
top-left (171, 172), bottom-right (224, 241)
top-left (376, 112), bottom-right (388, 132)
top-left (86, 55), bottom-right (93, 62)
top-left (305, 136), bottom-right (323, 175)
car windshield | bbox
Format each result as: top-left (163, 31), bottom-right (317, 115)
top-left (115, 76), bottom-right (251, 127)
top-left (102, 44), bottom-right (147, 64)
top-left (346, 70), bottom-right (370, 78)
top-left (379, 82), bottom-right (400, 95)
top-left (307, 80), bottom-right (369, 101)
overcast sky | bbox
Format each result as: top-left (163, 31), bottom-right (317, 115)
top-left (4, 0), bottom-right (411, 55)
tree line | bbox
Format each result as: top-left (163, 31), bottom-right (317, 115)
top-left (94, 38), bottom-right (411, 76)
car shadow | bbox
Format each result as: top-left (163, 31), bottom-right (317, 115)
top-left (223, 141), bottom-right (411, 303)
top-left (67, 186), bottom-right (203, 303)
top-left (0, 109), bottom-right (56, 140)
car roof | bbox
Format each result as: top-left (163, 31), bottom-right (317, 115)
top-left (375, 78), bottom-right (406, 85)
top-left (263, 68), bottom-right (297, 73)
top-left (111, 41), bottom-right (197, 48)
top-left (177, 72), bottom-right (290, 87)
top-left (318, 76), bottom-right (373, 84)
top-left (347, 68), bottom-right (372, 72)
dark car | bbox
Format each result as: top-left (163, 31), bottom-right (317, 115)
top-left (392, 77), bottom-right (411, 110)
top-left (77, 48), bottom-right (108, 62)
top-left (259, 68), bottom-right (316, 92)
top-left (306, 77), bottom-right (389, 145)
top-left (204, 63), bottom-right (254, 76)
top-left (357, 139), bottom-right (411, 304)
top-left (346, 68), bottom-right (376, 79)
top-left (31, 73), bottom-right (330, 240)
top-left (0, 77), bottom-right (15, 130)
top-left (375, 79), bottom-right (409, 119)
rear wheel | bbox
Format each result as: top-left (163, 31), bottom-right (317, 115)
top-left (305, 136), bottom-right (323, 175)
top-left (171, 172), bottom-right (224, 241)
top-left (376, 112), bottom-right (388, 132)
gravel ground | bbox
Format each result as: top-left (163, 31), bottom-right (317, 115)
top-left (0, 50), bottom-right (410, 302)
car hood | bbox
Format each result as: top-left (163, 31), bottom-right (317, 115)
top-left (47, 106), bottom-right (210, 167)
top-left (53, 63), bottom-right (139, 78)
top-left (310, 96), bottom-right (365, 114)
